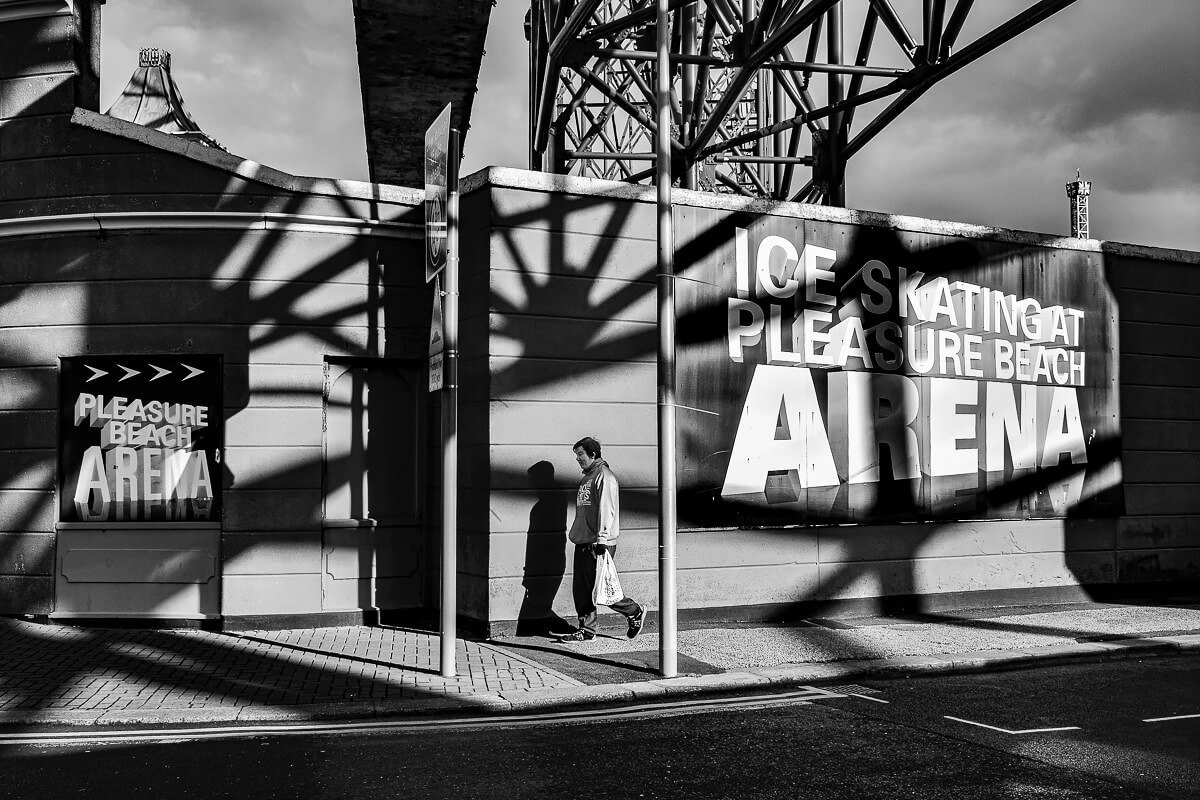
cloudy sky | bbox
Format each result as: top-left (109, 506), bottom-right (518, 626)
top-left (101, 0), bottom-right (1199, 251)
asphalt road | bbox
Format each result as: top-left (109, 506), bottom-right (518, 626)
top-left (2, 655), bottom-right (1196, 800)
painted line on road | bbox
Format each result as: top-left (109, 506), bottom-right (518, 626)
top-left (0, 686), bottom-right (847, 747)
top-left (846, 693), bottom-right (890, 704)
top-left (1143, 713), bottom-right (1200, 723)
top-left (944, 716), bottom-right (1081, 735)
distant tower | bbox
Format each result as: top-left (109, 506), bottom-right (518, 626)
top-left (1066, 169), bottom-right (1091, 239)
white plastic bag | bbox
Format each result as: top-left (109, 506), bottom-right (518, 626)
top-left (592, 551), bottom-right (624, 606)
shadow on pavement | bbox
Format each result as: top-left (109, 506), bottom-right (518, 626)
top-left (493, 636), bottom-right (724, 685)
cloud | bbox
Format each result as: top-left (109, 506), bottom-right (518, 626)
top-left (101, 0), bottom-right (367, 180)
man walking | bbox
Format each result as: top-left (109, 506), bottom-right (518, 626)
top-left (559, 436), bottom-right (646, 642)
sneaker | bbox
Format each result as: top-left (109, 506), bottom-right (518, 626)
top-left (557, 629), bottom-right (595, 642)
top-left (627, 606), bottom-right (646, 639)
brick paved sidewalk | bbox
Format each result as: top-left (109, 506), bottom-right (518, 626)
top-left (3, 602), bottom-right (1197, 728)
top-left (0, 620), bottom-right (582, 726)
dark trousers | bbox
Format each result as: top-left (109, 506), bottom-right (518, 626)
top-left (573, 543), bottom-right (641, 634)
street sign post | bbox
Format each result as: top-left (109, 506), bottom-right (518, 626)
top-left (428, 276), bottom-right (444, 392)
top-left (425, 103), bottom-right (460, 679)
top-left (425, 104), bottom-right (452, 284)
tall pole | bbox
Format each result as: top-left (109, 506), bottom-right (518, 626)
top-left (440, 130), bottom-right (460, 678)
top-left (656, 0), bottom-right (678, 679)
top-left (827, 2), bottom-right (845, 206)
top-left (681, 1), bottom-right (697, 190)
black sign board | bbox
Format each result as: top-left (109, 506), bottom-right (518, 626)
top-left (59, 355), bottom-right (223, 523)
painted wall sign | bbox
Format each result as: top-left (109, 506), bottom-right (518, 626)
top-left (674, 209), bottom-right (1122, 527)
top-left (58, 355), bottom-right (223, 523)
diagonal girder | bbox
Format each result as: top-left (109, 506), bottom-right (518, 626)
top-left (528, 0), bottom-right (1082, 206)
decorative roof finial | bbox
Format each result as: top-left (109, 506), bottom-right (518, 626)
top-left (138, 47), bottom-right (171, 70)
top-left (106, 47), bottom-right (224, 151)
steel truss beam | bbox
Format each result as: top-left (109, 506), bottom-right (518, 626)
top-left (528, 0), bottom-right (1078, 205)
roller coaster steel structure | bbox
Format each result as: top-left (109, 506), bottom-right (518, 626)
top-left (527, 0), bottom-right (1078, 205)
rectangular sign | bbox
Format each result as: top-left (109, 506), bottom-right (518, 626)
top-left (674, 209), bottom-right (1123, 528)
top-left (425, 103), bottom-right (453, 284)
top-left (58, 355), bottom-right (223, 523)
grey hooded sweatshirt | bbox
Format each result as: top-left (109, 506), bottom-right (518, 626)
top-left (568, 459), bottom-right (620, 545)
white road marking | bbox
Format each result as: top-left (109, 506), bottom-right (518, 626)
top-left (0, 686), bottom-right (846, 747)
top-left (944, 716), bottom-right (1081, 735)
top-left (847, 693), bottom-right (890, 704)
top-left (1143, 713), bottom-right (1200, 723)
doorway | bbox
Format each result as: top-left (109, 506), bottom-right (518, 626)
top-left (322, 360), bottom-right (426, 616)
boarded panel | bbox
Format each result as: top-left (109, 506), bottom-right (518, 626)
top-left (486, 357), bottom-right (656, 402)
top-left (1115, 288), bottom-right (1200, 324)
top-left (674, 206), bottom-right (1122, 528)
top-left (1109, 259), bottom-right (1200, 295)
top-left (489, 270), bottom-right (657, 324)
top-left (223, 446), bottom-right (323, 491)
top-left (53, 528), bottom-right (219, 618)
top-left (0, 489), bottom-right (54, 532)
top-left (222, 489), bottom-right (322, 532)
top-left (485, 444), bottom-right (658, 490)
top-left (222, 573), bottom-right (322, 615)
top-left (0, 73), bottom-right (73, 120)
top-left (488, 400), bottom-right (656, 446)
top-left (1122, 421), bottom-right (1200, 452)
top-left (0, 532), bottom-right (54, 575)
top-left (0, 324), bottom-right (388, 368)
top-left (222, 531), bottom-right (322, 575)
top-left (490, 313), bottom-right (656, 362)
top-left (1116, 515), bottom-right (1200, 550)
top-left (61, 548), bottom-right (216, 583)
top-left (1121, 452), bottom-right (1200, 484)
top-left (490, 187), bottom-right (656, 241)
top-left (1122, 387), bottom-right (1200, 420)
top-left (490, 226), bottom-right (656, 285)
top-left (816, 551), bottom-right (1113, 600)
top-left (0, 280), bottom-right (412, 330)
top-left (0, 409), bottom-right (55, 449)
top-left (1117, 548), bottom-right (1200, 582)
top-left (1120, 322), bottom-right (1200, 358)
top-left (1125, 485), bottom-right (1200, 516)
top-left (227, 408), bottom-right (323, 447)
top-left (0, 450), bottom-right (54, 489)
top-left (0, 367), bottom-right (55, 410)
top-left (1121, 355), bottom-right (1200, 388)
top-left (479, 488), bottom-right (658, 535)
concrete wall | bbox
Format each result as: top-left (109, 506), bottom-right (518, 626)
top-left (462, 169), bottom-right (1200, 636)
top-left (459, 175), bottom-right (659, 629)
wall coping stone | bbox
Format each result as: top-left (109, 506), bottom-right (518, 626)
top-left (69, 107), bottom-right (422, 207)
top-left (0, 0), bottom-right (71, 23)
top-left (461, 166), bottom-right (1200, 265)
top-left (0, 210), bottom-right (421, 240)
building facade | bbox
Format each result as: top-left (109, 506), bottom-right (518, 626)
top-left (460, 169), bottom-right (1200, 635)
top-left (1, 0), bottom-right (435, 627)
top-left (2, 1), bottom-right (1196, 634)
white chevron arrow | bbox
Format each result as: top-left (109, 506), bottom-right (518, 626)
top-left (84, 365), bottom-right (108, 383)
top-left (149, 365), bottom-right (171, 382)
top-left (117, 365), bottom-right (140, 382)
top-left (181, 363), bottom-right (204, 381)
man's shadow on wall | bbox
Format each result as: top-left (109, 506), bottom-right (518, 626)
top-left (517, 461), bottom-right (574, 635)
